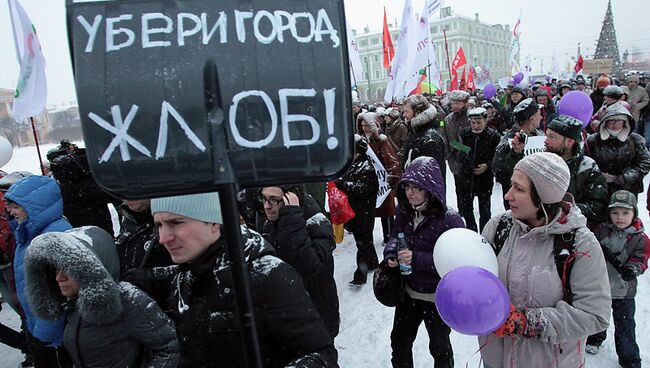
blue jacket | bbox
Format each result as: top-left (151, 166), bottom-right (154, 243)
top-left (6, 176), bottom-right (71, 346)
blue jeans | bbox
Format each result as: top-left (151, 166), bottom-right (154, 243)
top-left (587, 298), bottom-right (641, 368)
top-left (641, 119), bottom-right (650, 148)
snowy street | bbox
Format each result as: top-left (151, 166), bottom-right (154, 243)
top-left (0, 142), bottom-right (649, 367)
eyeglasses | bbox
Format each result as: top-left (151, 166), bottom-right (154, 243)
top-left (402, 183), bottom-right (424, 193)
top-left (258, 195), bottom-right (283, 206)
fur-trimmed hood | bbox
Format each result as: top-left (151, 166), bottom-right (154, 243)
top-left (410, 105), bottom-right (438, 130)
top-left (24, 226), bottom-right (122, 324)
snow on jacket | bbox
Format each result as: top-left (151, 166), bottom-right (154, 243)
top-left (24, 226), bottom-right (179, 368)
top-left (479, 198), bottom-right (611, 368)
top-left (492, 125), bottom-right (545, 186)
top-left (384, 157), bottom-right (465, 293)
top-left (336, 153), bottom-right (378, 235)
top-left (564, 153), bottom-right (609, 224)
top-left (625, 85), bottom-right (649, 122)
top-left (261, 194), bottom-right (340, 338)
top-left (165, 225), bottom-right (337, 368)
top-left (593, 219), bottom-right (650, 299)
top-left (443, 108), bottom-right (470, 176)
top-left (455, 126), bottom-right (501, 194)
top-left (385, 119), bottom-right (409, 156)
top-left (586, 104), bottom-right (650, 195)
top-left (6, 175), bottom-right (71, 346)
top-left (400, 105), bottom-right (447, 177)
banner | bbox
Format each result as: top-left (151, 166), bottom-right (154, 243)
top-left (346, 16), bottom-right (364, 84)
top-left (508, 9), bottom-right (523, 76)
top-left (366, 146), bottom-right (391, 208)
top-left (9, 0), bottom-right (47, 124)
top-left (508, 136), bottom-right (546, 156)
top-left (582, 59), bottom-right (613, 74)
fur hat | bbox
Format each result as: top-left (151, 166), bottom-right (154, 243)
top-left (596, 75), bottom-right (611, 88)
top-left (514, 152), bottom-right (570, 204)
top-left (546, 115), bottom-right (583, 142)
top-left (152, 192), bottom-right (222, 223)
top-left (513, 98), bottom-right (540, 123)
top-left (603, 85), bottom-right (623, 99)
top-left (608, 190), bottom-right (638, 218)
top-left (449, 90), bottom-right (470, 103)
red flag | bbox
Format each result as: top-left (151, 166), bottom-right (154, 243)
top-left (450, 70), bottom-right (458, 91)
top-left (574, 55), bottom-right (584, 73)
top-left (459, 68), bottom-right (467, 90)
top-left (451, 47), bottom-right (467, 72)
top-left (382, 7), bottom-right (395, 69)
top-left (467, 67), bottom-right (475, 90)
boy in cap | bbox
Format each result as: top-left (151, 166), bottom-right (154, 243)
top-left (149, 192), bottom-right (338, 367)
top-left (544, 115), bottom-right (608, 225)
top-left (585, 190), bottom-right (649, 368)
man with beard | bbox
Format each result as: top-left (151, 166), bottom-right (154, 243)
top-left (544, 115), bottom-right (609, 226)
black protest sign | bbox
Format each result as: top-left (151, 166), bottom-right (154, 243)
top-left (68, 0), bottom-right (353, 198)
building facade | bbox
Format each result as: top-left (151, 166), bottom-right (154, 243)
top-left (353, 7), bottom-right (512, 102)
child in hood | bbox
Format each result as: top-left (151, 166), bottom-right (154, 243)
top-left (586, 190), bottom-right (650, 368)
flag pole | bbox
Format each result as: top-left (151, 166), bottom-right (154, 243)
top-left (443, 27), bottom-right (452, 91)
top-left (29, 117), bottom-right (45, 175)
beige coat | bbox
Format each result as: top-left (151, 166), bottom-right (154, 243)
top-left (479, 197), bottom-right (610, 368)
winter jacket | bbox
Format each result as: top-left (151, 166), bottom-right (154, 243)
top-left (336, 153), bottom-right (378, 235)
top-left (0, 188), bottom-right (19, 313)
top-left (455, 127), bottom-right (501, 195)
top-left (492, 125), bottom-right (545, 186)
top-left (261, 194), bottom-right (340, 338)
top-left (368, 134), bottom-right (400, 217)
top-left (24, 226), bottom-right (179, 368)
top-left (400, 106), bottom-right (447, 178)
top-left (443, 108), bottom-right (470, 176)
top-left (539, 104), bottom-right (557, 131)
top-left (116, 204), bottom-right (173, 275)
top-left (385, 119), bottom-right (409, 155)
top-left (593, 219), bottom-right (650, 299)
top-left (384, 157), bottom-right (464, 294)
top-left (586, 104), bottom-right (650, 195)
top-left (479, 198), bottom-right (611, 368)
top-left (564, 153), bottom-right (609, 224)
top-left (6, 175), bottom-right (71, 346)
top-left (626, 85), bottom-right (649, 122)
top-left (165, 226), bottom-right (337, 368)
top-left (590, 89), bottom-right (606, 117)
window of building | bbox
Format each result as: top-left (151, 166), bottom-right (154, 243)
top-left (371, 37), bottom-right (379, 45)
top-left (373, 55), bottom-right (379, 62)
top-left (363, 56), bottom-right (369, 64)
top-left (360, 40), bottom-right (367, 47)
top-left (432, 25), bottom-right (437, 33)
top-left (374, 70), bottom-right (380, 79)
top-left (364, 71), bottom-right (368, 80)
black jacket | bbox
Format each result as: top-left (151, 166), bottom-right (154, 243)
top-left (456, 127), bottom-right (501, 194)
top-left (261, 195), bottom-right (340, 338)
top-left (336, 154), bottom-right (378, 235)
top-left (492, 125), bottom-right (544, 186)
top-left (401, 106), bottom-right (447, 177)
top-left (167, 227), bottom-right (337, 368)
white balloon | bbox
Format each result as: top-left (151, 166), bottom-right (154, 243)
top-left (0, 137), bottom-right (13, 168)
top-left (433, 228), bottom-right (499, 277)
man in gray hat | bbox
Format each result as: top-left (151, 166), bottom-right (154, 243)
top-left (544, 115), bottom-right (609, 225)
top-left (443, 90), bottom-right (471, 202)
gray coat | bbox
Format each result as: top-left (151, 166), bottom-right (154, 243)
top-left (479, 198), bottom-right (611, 368)
top-left (443, 108), bottom-right (470, 176)
top-left (24, 226), bottom-right (179, 368)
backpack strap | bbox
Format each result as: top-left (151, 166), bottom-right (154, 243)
top-left (492, 213), bottom-right (514, 255)
top-left (553, 229), bottom-right (578, 304)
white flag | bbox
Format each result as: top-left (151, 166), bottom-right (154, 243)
top-left (384, 0), bottom-right (414, 101)
top-left (9, 0), bottom-right (47, 124)
top-left (346, 19), bottom-right (364, 85)
top-left (412, 0), bottom-right (443, 91)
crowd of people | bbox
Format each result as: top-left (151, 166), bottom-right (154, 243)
top-left (0, 72), bottom-right (648, 368)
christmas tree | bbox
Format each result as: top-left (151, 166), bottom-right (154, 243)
top-left (593, 0), bottom-right (622, 75)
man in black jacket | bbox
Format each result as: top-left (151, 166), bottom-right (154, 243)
top-left (151, 192), bottom-right (338, 368)
top-left (259, 185), bottom-right (340, 338)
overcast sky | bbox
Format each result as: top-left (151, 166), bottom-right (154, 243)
top-left (0, 0), bottom-right (648, 107)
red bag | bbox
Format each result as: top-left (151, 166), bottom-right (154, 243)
top-left (327, 181), bottom-right (355, 225)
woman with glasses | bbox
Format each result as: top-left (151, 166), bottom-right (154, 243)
top-left (383, 156), bottom-right (464, 367)
top-left (586, 103), bottom-right (650, 197)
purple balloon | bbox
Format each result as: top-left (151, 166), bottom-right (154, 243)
top-left (483, 83), bottom-right (496, 100)
top-left (545, 75), bottom-right (552, 82)
top-left (513, 72), bottom-right (524, 84)
top-left (558, 91), bottom-right (594, 128)
top-left (435, 266), bottom-right (510, 336)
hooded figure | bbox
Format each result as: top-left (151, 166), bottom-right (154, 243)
top-left (383, 156), bottom-right (464, 367)
top-left (24, 226), bottom-right (180, 368)
top-left (586, 103), bottom-right (650, 196)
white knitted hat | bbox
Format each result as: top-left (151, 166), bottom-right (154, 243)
top-left (514, 152), bottom-right (570, 204)
top-left (151, 192), bottom-right (222, 223)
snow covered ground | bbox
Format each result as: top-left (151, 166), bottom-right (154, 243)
top-left (1, 142), bottom-right (649, 367)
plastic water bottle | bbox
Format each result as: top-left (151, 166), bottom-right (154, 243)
top-left (397, 232), bottom-right (412, 275)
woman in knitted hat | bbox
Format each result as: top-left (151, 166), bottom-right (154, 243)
top-left (591, 74), bottom-right (611, 115)
top-left (586, 103), bottom-right (650, 197)
top-left (492, 98), bottom-right (544, 209)
top-left (479, 152), bottom-right (611, 368)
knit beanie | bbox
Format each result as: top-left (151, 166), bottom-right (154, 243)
top-left (151, 192), bottom-right (222, 223)
top-left (596, 75), bottom-right (611, 88)
top-left (513, 152), bottom-right (570, 204)
top-left (546, 115), bottom-right (583, 143)
top-left (608, 190), bottom-right (638, 218)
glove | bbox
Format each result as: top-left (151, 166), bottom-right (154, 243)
top-left (601, 247), bottom-right (623, 270)
top-left (621, 267), bottom-right (637, 281)
top-left (494, 305), bottom-right (543, 338)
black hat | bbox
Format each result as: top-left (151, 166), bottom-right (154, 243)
top-left (373, 260), bottom-right (404, 307)
top-left (534, 89), bottom-right (549, 97)
top-left (511, 86), bottom-right (526, 96)
top-left (547, 115), bottom-right (583, 142)
top-left (513, 98), bottom-right (539, 122)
